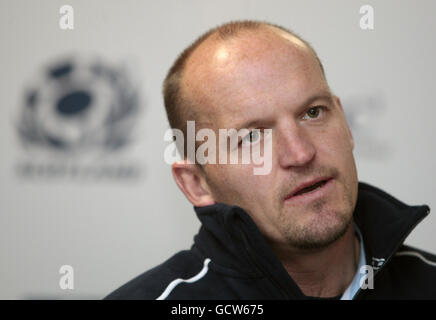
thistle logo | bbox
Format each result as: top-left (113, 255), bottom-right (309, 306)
top-left (15, 56), bottom-right (143, 180)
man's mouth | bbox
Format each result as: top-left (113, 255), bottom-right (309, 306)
top-left (285, 177), bottom-right (333, 200)
top-left (293, 180), bottom-right (327, 196)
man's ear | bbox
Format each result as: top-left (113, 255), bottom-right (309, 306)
top-left (334, 95), bottom-right (354, 151)
top-left (172, 160), bottom-right (216, 207)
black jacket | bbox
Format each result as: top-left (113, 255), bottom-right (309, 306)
top-left (105, 182), bottom-right (436, 299)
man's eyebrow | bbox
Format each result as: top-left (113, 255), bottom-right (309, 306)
top-left (234, 119), bottom-right (272, 132)
top-left (224, 118), bottom-right (272, 143)
top-left (232, 91), bottom-right (334, 131)
top-left (300, 91), bottom-right (334, 108)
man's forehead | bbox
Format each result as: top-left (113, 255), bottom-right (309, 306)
top-left (180, 28), bottom-right (324, 128)
top-left (183, 28), bottom-right (311, 81)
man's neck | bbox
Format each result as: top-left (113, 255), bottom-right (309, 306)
top-left (271, 224), bottom-right (360, 298)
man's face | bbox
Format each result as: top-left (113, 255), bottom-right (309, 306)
top-left (182, 30), bottom-right (358, 250)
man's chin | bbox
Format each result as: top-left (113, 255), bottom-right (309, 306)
top-left (280, 211), bottom-right (352, 251)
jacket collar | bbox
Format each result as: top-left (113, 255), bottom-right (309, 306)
top-left (352, 182), bottom-right (429, 271)
top-left (193, 181), bottom-right (430, 298)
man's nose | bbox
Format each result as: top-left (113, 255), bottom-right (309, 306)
top-left (278, 125), bottom-right (316, 168)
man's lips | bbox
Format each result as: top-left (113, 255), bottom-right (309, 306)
top-left (284, 177), bottom-right (333, 200)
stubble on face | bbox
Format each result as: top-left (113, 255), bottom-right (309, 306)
top-left (276, 179), bottom-right (355, 251)
top-left (271, 142), bottom-right (358, 251)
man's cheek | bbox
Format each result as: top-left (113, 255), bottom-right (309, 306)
top-left (321, 126), bottom-right (352, 155)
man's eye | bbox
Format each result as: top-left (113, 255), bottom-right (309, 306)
top-left (303, 106), bottom-right (324, 120)
top-left (241, 129), bottom-right (262, 146)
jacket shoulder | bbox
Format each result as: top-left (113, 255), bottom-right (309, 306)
top-left (382, 244), bottom-right (436, 298)
top-left (104, 250), bottom-right (203, 300)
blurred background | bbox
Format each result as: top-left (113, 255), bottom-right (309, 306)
top-left (0, 0), bottom-right (435, 299)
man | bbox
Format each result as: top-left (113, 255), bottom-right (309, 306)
top-left (106, 20), bottom-right (436, 300)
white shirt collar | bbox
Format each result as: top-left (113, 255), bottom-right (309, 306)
top-left (340, 223), bottom-right (367, 300)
